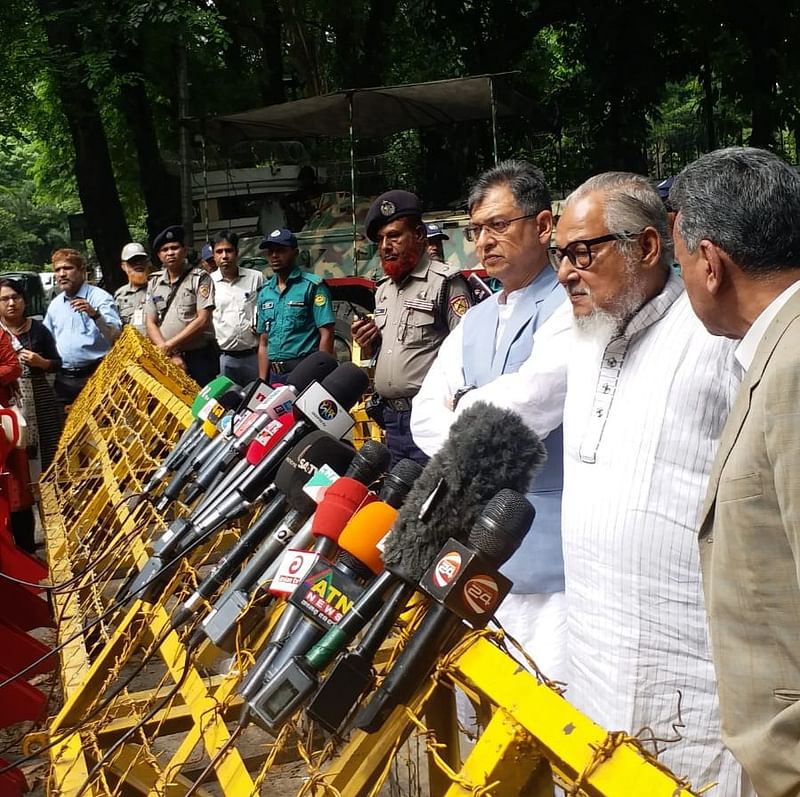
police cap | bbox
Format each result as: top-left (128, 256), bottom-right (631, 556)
top-left (365, 190), bottom-right (422, 243)
top-left (259, 228), bottom-right (298, 249)
top-left (153, 225), bottom-right (185, 253)
top-left (424, 222), bottom-right (449, 241)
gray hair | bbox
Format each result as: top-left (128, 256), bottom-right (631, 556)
top-left (564, 172), bottom-right (674, 270)
top-left (670, 146), bottom-right (800, 275)
top-left (468, 159), bottom-right (551, 216)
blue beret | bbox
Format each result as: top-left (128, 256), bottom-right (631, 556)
top-left (153, 225), bottom-right (185, 252)
top-left (365, 190), bottom-right (422, 243)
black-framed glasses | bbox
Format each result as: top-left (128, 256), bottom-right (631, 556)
top-left (0, 295), bottom-right (22, 304)
top-left (547, 231), bottom-right (642, 271)
top-left (463, 213), bottom-right (538, 243)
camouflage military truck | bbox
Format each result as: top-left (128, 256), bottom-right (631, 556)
top-left (238, 190), bottom-right (481, 361)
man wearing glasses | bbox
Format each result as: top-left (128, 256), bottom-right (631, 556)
top-left (448, 172), bottom-right (745, 790)
top-left (352, 189), bottom-right (472, 465)
top-left (411, 159), bottom-right (570, 681)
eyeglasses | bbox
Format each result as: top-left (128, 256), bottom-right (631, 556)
top-left (463, 213), bottom-right (538, 243)
top-left (547, 231), bottom-right (643, 271)
top-left (0, 296), bottom-right (22, 304)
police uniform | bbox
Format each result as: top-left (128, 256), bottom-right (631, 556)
top-left (255, 267), bottom-right (335, 380)
top-left (373, 254), bottom-right (472, 464)
top-left (114, 284), bottom-right (148, 333)
top-left (145, 266), bottom-right (217, 385)
top-left (363, 189), bottom-right (473, 465)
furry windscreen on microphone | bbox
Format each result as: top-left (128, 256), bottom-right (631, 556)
top-left (382, 402), bottom-right (546, 582)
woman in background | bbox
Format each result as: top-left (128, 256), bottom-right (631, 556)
top-left (0, 278), bottom-right (63, 476)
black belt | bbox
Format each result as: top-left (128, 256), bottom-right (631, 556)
top-left (270, 357), bottom-right (305, 375)
top-left (223, 347), bottom-right (257, 358)
top-left (382, 396), bottom-right (414, 412)
top-left (60, 362), bottom-right (102, 378)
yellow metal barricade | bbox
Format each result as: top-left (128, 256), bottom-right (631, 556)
top-left (33, 327), bottom-right (704, 796)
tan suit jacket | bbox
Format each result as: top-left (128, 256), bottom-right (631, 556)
top-left (699, 288), bottom-right (800, 797)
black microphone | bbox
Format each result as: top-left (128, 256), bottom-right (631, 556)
top-left (125, 363), bottom-right (368, 603)
top-left (240, 404), bottom-right (544, 730)
top-left (354, 489), bottom-right (534, 732)
top-left (233, 442), bottom-right (390, 693)
top-left (153, 390), bottom-right (244, 512)
top-left (186, 362), bottom-right (368, 537)
top-left (181, 353), bottom-right (338, 505)
top-left (204, 450), bottom-right (409, 652)
top-left (172, 432), bottom-right (362, 633)
top-left (132, 375), bottom-right (237, 504)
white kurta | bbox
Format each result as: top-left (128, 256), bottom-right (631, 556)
top-left (562, 274), bottom-right (747, 791)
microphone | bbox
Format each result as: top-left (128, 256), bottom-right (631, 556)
top-left (233, 444), bottom-right (390, 688)
top-left (241, 498), bottom-right (399, 729)
top-left (181, 353), bottom-right (338, 505)
top-left (172, 432), bottom-right (361, 633)
top-left (189, 362), bottom-right (368, 535)
top-left (240, 404), bottom-right (544, 730)
top-left (354, 488), bottom-right (534, 732)
top-left (201, 443), bottom-right (395, 650)
top-left (131, 430), bottom-right (357, 607)
top-left (153, 389), bottom-right (245, 512)
top-left (139, 362), bottom-right (365, 575)
top-left (133, 376), bottom-right (235, 503)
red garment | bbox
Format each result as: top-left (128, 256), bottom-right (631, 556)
top-left (0, 332), bottom-right (30, 510)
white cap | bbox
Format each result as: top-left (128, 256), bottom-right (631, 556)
top-left (121, 242), bottom-right (148, 261)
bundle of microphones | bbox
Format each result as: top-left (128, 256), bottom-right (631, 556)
top-left (120, 350), bottom-right (547, 739)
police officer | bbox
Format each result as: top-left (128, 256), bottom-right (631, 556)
top-left (424, 222), bottom-right (450, 263)
top-left (145, 225), bottom-right (219, 386)
top-left (352, 190), bottom-right (472, 465)
top-left (255, 228), bottom-right (335, 383)
top-left (114, 242), bottom-right (152, 334)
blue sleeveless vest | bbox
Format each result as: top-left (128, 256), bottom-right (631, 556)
top-left (462, 268), bottom-right (565, 593)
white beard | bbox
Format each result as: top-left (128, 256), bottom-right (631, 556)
top-left (572, 264), bottom-right (649, 344)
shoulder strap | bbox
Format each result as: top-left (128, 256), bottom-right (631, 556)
top-left (159, 268), bottom-right (192, 323)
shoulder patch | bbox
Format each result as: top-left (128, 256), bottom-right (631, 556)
top-left (314, 293), bottom-right (327, 307)
top-left (449, 295), bottom-right (469, 318)
top-left (198, 283), bottom-right (210, 299)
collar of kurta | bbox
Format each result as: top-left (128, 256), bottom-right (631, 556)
top-left (620, 269), bottom-right (684, 340)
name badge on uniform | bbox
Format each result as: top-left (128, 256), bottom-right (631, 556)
top-left (403, 298), bottom-right (435, 313)
top-left (262, 301), bottom-right (274, 310)
top-left (288, 300), bottom-right (305, 307)
top-left (374, 307), bottom-right (387, 316)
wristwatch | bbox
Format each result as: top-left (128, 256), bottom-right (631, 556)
top-left (452, 385), bottom-right (476, 409)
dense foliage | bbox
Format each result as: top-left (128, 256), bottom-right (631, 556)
top-left (0, 0), bottom-right (798, 283)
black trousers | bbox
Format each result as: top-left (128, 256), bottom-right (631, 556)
top-left (183, 344), bottom-right (221, 387)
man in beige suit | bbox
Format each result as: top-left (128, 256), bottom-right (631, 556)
top-left (671, 146), bottom-right (800, 797)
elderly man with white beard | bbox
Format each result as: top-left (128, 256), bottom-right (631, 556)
top-left (429, 172), bottom-right (750, 792)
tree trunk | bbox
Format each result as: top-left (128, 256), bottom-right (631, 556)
top-left (257, 0), bottom-right (286, 105)
top-left (113, 47), bottom-right (181, 241)
top-left (356, 0), bottom-right (399, 86)
top-left (36, 0), bottom-right (129, 290)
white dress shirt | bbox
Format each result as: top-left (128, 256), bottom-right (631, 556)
top-left (212, 266), bottom-right (264, 351)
